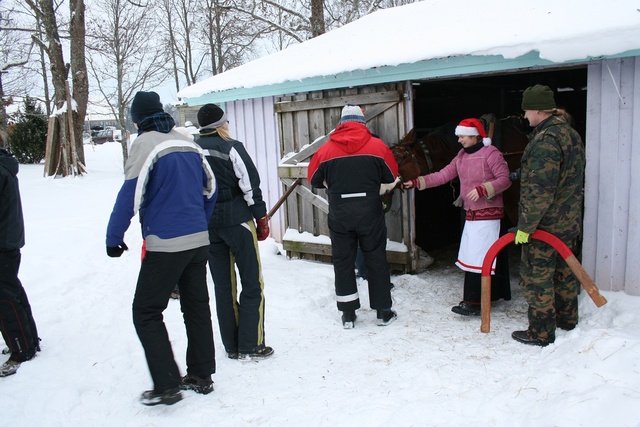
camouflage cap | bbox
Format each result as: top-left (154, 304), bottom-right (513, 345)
top-left (521, 84), bottom-right (556, 110)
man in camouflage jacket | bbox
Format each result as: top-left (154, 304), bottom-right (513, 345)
top-left (512, 84), bottom-right (586, 346)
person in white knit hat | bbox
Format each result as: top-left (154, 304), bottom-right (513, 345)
top-left (308, 104), bottom-right (399, 329)
top-left (403, 118), bottom-right (512, 316)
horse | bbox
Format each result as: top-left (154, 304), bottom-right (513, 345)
top-left (391, 114), bottom-right (530, 227)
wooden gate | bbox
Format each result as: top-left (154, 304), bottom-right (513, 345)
top-left (275, 83), bottom-right (417, 273)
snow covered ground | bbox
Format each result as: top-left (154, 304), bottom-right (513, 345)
top-left (2, 142), bottom-right (639, 426)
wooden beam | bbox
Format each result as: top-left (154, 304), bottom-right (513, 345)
top-left (282, 178), bottom-right (329, 214)
top-left (278, 165), bottom-right (308, 179)
top-left (274, 91), bottom-right (403, 113)
top-left (282, 134), bottom-right (329, 165)
top-left (282, 240), bottom-right (410, 265)
top-left (43, 116), bottom-right (58, 177)
top-left (280, 100), bottom-right (399, 166)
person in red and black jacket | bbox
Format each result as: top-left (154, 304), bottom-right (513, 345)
top-left (308, 104), bottom-right (399, 329)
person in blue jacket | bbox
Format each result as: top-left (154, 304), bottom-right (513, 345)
top-left (105, 92), bottom-right (218, 406)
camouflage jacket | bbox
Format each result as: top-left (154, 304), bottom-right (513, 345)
top-left (518, 115), bottom-right (585, 242)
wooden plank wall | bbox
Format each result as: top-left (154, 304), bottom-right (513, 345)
top-left (275, 83), bottom-right (414, 270)
top-left (584, 57), bottom-right (640, 295)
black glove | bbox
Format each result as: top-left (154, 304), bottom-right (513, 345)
top-left (509, 168), bottom-right (521, 182)
top-left (107, 242), bottom-right (128, 258)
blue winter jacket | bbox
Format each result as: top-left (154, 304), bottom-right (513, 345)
top-left (106, 130), bottom-right (217, 252)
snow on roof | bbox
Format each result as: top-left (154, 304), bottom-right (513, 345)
top-left (178, 0), bottom-right (640, 101)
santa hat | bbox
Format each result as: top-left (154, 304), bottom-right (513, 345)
top-left (455, 118), bottom-right (491, 146)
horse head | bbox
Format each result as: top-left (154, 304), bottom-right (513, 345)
top-left (391, 129), bottom-right (423, 181)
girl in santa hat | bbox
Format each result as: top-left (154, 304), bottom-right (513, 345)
top-left (403, 118), bottom-right (512, 315)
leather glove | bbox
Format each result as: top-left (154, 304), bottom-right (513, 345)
top-left (509, 168), bottom-right (521, 182)
top-left (514, 230), bottom-right (530, 245)
top-left (107, 242), bottom-right (129, 257)
top-left (256, 216), bottom-right (270, 241)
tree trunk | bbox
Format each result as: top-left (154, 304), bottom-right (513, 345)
top-left (33, 0), bottom-right (85, 176)
top-left (310, 0), bottom-right (326, 37)
top-left (70, 0), bottom-right (89, 167)
top-left (0, 74), bottom-right (9, 149)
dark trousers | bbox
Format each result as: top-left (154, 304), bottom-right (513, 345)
top-left (463, 245), bottom-right (512, 304)
top-left (0, 249), bottom-right (39, 361)
top-left (520, 239), bottom-right (579, 340)
top-left (208, 221), bottom-right (266, 354)
top-left (329, 198), bottom-right (392, 312)
top-left (133, 246), bottom-right (215, 392)
top-left (355, 245), bottom-right (367, 279)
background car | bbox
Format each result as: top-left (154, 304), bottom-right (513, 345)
top-left (91, 129), bottom-right (121, 144)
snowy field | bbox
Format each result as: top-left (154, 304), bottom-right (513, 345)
top-left (2, 142), bottom-right (639, 427)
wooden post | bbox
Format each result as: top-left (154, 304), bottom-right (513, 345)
top-left (43, 116), bottom-right (58, 177)
top-left (65, 80), bottom-right (84, 175)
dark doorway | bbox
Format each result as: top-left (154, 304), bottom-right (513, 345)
top-left (410, 67), bottom-right (588, 252)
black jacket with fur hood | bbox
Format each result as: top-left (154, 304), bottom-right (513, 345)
top-left (0, 148), bottom-right (25, 251)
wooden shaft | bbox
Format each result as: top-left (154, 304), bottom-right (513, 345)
top-left (481, 276), bottom-right (491, 333)
top-left (564, 254), bottom-right (608, 307)
top-left (268, 178), bottom-right (302, 219)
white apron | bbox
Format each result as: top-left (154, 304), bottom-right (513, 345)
top-left (455, 219), bottom-right (500, 274)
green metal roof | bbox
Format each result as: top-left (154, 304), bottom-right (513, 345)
top-left (181, 49), bottom-right (640, 106)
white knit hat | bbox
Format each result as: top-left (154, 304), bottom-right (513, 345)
top-left (339, 104), bottom-right (366, 124)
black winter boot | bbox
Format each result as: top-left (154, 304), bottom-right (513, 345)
top-left (451, 301), bottom-right (481, 316)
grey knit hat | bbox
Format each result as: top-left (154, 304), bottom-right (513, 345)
top-left (197, 104), bottom-right (228, 129)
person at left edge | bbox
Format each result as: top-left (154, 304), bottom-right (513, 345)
top-left (105, 91), bottom-right (218, 406)
top-left (0, 148), bottom-right (41, 377)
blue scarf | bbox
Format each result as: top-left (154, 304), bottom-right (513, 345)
top-left (137, 112), bottom-right (176, 135)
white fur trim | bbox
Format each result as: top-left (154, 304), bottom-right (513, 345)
top-left (455, 125), bottom-right (480, 136)
top-left (483, 137), bottom-right (491, 146)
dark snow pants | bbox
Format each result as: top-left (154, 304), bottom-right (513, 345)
top-left (207, 221), bottom-right (266, 355)
top-left (328, 194), bottom-right (393, 312)
top-left (0, 249), bottom-right (39, 362)
top-left (520, 238), bottom-right (580, 340)
top-left (133, 245), bottom-right (215, 392)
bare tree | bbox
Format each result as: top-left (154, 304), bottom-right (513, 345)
top-left (3, 2), bottom-right (56, 117)
top-left (309, 0), bottom-right (324, 37)
top-left (222, 0), bottom-right (411, 50)
top-left (69, 0), bottom-right (88, 165)
top-left (86, 0), bottom-right (168, 162)
top-left (23, 0), bottom-right (88, 176)
top-left (159, 0), bottom-right (209, 87)
top-left (201, 0), bottom-right (263, 76)
top-left (0, 3), bottom-right (34, 147)
top-left (158, 0), bottom-right (261, 95)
